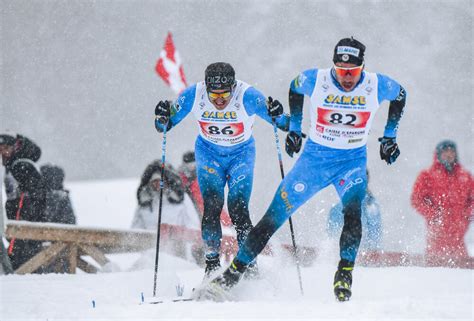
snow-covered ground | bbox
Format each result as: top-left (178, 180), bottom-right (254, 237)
top-left (1, 179), bottom-right (473, 320)
top-left (1, 252), bottom-right (473, 321)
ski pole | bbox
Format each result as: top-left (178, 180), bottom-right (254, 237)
top-left (153, 124), bottom-right (168, 297)
top-left (271, 118), bottom-right (304, 295)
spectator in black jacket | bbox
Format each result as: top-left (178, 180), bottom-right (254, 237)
top-left (0, 134), bottom-right (47, 270)
top-left (40, 164), bottom-right (76, 225)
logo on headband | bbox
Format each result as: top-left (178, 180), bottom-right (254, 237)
top-left (342, 54), bottom-right (350, 62)
top-left (337, 46), bottom-right (360, 57)
top-left (206, 75), bottom-right (234, 86)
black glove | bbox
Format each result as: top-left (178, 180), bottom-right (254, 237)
top-left (155, 100), bottom-right (171, 125)
top-left (285, 131), bottom-right (302, 157)
top-left (378, 137), bottom-right (400, 165)
top-left (266, 96), bottom-right (284, 118)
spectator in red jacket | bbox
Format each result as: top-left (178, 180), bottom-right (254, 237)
top-left (411, 140), bottom-right (473, 267)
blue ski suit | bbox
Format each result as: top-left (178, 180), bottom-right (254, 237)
top-left (233, 68), bottom-right (406, 265)
top-left (155, 80), bottom-right (289, 258)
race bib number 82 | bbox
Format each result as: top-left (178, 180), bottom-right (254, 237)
top-left (317, 109), bottom-right (371, 128)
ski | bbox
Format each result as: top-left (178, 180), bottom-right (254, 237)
top-left (141, 288), bottom-right (193, 305)
top-left (143, 297), bottom-right (193, 304)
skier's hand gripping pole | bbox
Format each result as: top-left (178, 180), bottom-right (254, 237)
top-left (267, 97), bottom-right (304, 296)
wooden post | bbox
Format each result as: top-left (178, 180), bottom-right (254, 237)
top-left (79, 244), bottom-right (109, 267)
top-left (15, 242), bottom-right (67, 275)
top-left (68, 244), bottom-right (78, 274)
top-left (77, 258), bottom-right (98, 274)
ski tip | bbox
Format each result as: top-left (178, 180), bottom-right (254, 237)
top-left (191, 282), bottom-right (234, 302)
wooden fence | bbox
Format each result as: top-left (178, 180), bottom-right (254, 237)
top-left (4, 221), bottom-right (240, 274)
top-left (5, 221), bottom-right (472, 274)
top-left (6, 221), bottom-right (165, 274)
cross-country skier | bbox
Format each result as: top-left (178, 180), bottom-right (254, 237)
top-left (154, 62), bottom-right (289, 278)
top-left (198, 37), bottom-right (407, 302)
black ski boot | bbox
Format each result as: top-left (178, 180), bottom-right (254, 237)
top-left (204, 255), bottom-right (221, 279)
top-left (193, 259), bottom-right (248, 301)
top-left (333, 259), bottom-right (354, 302)
top-left (244, 261), bottom-right (259, 280)
top-left (211, 259), bottom-right (247, 290)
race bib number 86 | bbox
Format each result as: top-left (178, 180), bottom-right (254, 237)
top-left (199, 122), bottom-right (244, 137)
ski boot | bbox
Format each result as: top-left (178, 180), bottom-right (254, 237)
top-left (244, 261), bottom-right (259, 280)
top-left (212, 259), bottom-right (246, 289)
top-left (333, 259), bottom-right (354, 302)
top-left (203, 255), bottom-right (221, 280)
top-left (193, 259), bottom-right (247, 301)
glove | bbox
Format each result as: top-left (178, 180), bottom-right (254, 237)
top-left (285, 131), bottom-right (302, 157)
top-left (155, 100), bottom-right (171, 125)
top-left (266, 96), bottom-right (284, 118)
top-left (378, 136), bottom-right (400, 165)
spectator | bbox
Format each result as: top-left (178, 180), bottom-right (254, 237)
top-left (177, 151), bottom-right (232, 226)
top-left (327, 170), bottom-right (382, 251)
top-left (0, 134), bottom-right (46, 271)
top-left (40, 164), bottom-right (77, 273)
top-left (132, 160), bottom-right (188, 228)
top-left (41, 164), bottom-right (76, 225)
top-left (131, 160), bottom-right (201, 260)
top-left (0, 167), bottom-right (13, 274)
top-left (411, 140), bottom-right (473, 266)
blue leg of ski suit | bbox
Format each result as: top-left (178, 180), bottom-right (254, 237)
top-left (235, 140), bottom-right (367, 265)
top-left (195, 136), bottom-right (256, 258)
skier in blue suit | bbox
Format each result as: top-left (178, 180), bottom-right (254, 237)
top-left (201, 38), bottom-right (407, 302)
top-left (154, 62), bottom-right (289, 278)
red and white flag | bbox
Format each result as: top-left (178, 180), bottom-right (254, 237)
top-left (155, 32), bottom-right (187, 94)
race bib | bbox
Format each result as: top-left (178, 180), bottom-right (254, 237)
top-left (317, 109), bottom-right (371, 129)
top-left (199, 121), bottom-right (245, 140)
top-left (191, 81), bottom-right (255, 147)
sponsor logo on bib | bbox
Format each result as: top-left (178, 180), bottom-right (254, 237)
top-left (324, 95), bottom-right (366, 106)
top-left (201, 111), bottom-right (237, 120)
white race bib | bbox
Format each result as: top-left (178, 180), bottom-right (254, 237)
top-left (191, 80), bottom-right (255, 146)
top-left (309, 69), bottom-right (380, 149)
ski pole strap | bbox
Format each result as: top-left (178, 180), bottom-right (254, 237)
top-left (8, 192), bottom-right (25, 255)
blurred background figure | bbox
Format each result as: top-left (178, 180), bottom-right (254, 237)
top-left (177, 150), bottom-right (232, 227)
top-left (40, 164), bottom-right (77, 273)
top-left (411, 140), bottom-right (473, 267)
top-left (326, 170), bottom-right (382, 252)
top-left (131, 159), bottom-right (201, 261)
top-left (40, 164), bottom-right (76, 225)
top-left (0, 167), bottom-right (13, 275)
top-left (0, 134), bottom-right (46, 271)
top-left (132, 159), bottom-right (192, 228)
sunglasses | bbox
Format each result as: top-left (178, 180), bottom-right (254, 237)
top-left (334, 64), bottom-right (364, 77)
top-left (208, 91), bottom-right (232, 99)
